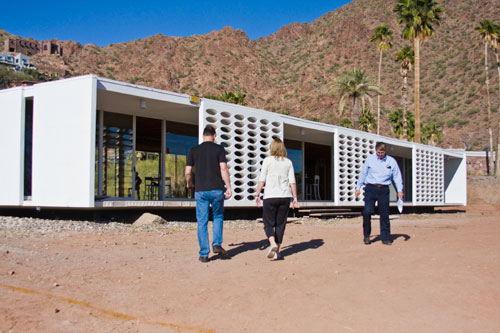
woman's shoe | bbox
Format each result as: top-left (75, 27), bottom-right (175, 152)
top-left (267, 245), bottom-right (278, 259)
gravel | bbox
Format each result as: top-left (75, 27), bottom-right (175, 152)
top-left (0, 215), bottom-right (354, 238)
top-left (0, 215), bottom-right (261, 238)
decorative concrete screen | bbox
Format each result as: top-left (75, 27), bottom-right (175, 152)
top-left (414, 147), bottom-right (444, 205)
top-left (336, 129), bottom-right (376, 205)
top-left (201, 101), bottom-right (283, 206)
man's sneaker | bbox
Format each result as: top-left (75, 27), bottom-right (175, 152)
top-left (382, 240), bottom-right (393, 246)
top-left (363, 237), bottom-right (371, 245)
top-left (213, 245), bottom-right (228, 256)
top-left (199, 256), bottom-right (209, 263)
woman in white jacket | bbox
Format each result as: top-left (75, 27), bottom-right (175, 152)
top-left (256, 138), bottom-right (298, 260)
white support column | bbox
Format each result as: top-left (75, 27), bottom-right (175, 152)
top-left (412, 145), bottom-right (417, 206)
top-left (333, 129), bottom-right (340, 205)
top-left (330, 141), bottom-right (334, 202)
top-left (198, 102), bottom-right (205, 144)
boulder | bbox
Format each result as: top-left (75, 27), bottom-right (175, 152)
top-left (133, 213), bottom-right (166, 226)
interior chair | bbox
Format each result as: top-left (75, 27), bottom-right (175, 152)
top-left (313, 175), bottom-right (321, 200)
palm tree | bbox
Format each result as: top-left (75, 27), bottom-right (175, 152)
top-left (335, 68), bottom-right (382, 130)
top-left (389, 108), bottom-right (404, 138)
top-left (359, 107), bottom-right (377, 132)
top-left (422, 122), bottom-right (443, 146)
top-left (340, 118), bottom-right (353, 128)
top-left (491, 23), bottom-right (500, 176)
top-left (394, 0), bottom-right (443, 143)
top-left (493, 23), bottom-right (500, 92)
top-left (204, 91), bottom-right (247, 105)
top-left (371, 24), bottom-right (393, 135)
top-left (476, 20), bottom-right (498, 175)
top-left (395, 46), bottom-right (414, 140)
top-left (389, 108), bottom-right (415, 141)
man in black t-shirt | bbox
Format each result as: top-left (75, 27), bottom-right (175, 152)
top-left (185, 125), bottom-right (232, 263)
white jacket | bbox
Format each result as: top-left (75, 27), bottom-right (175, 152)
top-left (258, 156), bottom-right (296, 199)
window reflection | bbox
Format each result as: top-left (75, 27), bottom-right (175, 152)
top-left (100, 112), bottom-right (133, 198)
top-left (285, 139), bottom-right (303, 199)
top-left (135, 117), bottom-right (162, 200)
top-left (165, 122), bottom-right (198, 199)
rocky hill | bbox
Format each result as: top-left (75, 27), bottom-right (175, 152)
top-left (3, 0), bottom-right (500, 148)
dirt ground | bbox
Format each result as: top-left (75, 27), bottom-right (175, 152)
top-left (1, 201), bottom-right (499, 333)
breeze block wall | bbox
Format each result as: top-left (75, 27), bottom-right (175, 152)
top-left (201, 101), bottom-right (283, 207)
top-left (414, 147), bottom-right (444, 205)
top-left (336, 128), bottom-right (376, 205)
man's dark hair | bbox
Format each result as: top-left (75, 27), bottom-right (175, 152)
top-left (203, 125), bottom-right (216, 136)
top-left (375, 142), bottom-right (386, 151)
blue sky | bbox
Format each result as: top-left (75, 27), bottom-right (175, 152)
top-left (2, 0), bottom-right (351, 47)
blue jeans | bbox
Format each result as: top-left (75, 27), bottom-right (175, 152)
top-left (195, 190), bottom-right (225, 256)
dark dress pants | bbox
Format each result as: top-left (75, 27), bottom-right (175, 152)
top-left (362, 185), bottom-right (390, 241)
top-left (262, 197), bottom-right (290, 244)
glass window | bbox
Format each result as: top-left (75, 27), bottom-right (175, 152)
top-left (285, 139), bottom-right (303, 200)
top-left (135, 117), bottom-right (162, 200)
top-left (24, 99), bottom-right (33, 198)
top-left (165, 121), bottom-right (198, 199)
top-left (97, 112), bottom-right (133, 198)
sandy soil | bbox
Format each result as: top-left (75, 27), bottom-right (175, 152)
top-left (1, 203), bottom-right (499, 333)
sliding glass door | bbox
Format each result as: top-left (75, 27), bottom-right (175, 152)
top-left (165, 121), bottom-right (198, 199)
top-left (99, 112), bottom-right (133, 198)
top-left (136, 117), bottom-right (162, 200)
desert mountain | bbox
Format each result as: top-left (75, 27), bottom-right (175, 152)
top-left (2, 0), bottom-right (500, 148)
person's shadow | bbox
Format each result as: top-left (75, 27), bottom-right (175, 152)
top-left (279, 239), bottom-right (324, 258)
top-left (371, 233), bottom-right (411, 243)
top-left (225, 239), bottom-right (269, 258)
top-left (225, 238), bottom-right (324, 259)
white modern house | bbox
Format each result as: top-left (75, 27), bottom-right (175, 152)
top-left (0, 52), bottom-right (36, 71)
top-left (0, 75), bottom-right (466, 209)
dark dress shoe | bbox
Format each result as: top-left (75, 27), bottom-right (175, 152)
top-left (363, 237), bottom-right (371, 245)
top-left (199, 256), bottom-right (209, 263)
top-left (382, 240), bottom-right (393, 245)
top-left (213, 245), bottom-right (228, 256)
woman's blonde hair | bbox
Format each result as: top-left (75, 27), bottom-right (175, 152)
top-left (270, 138), bottom-right (287, 159)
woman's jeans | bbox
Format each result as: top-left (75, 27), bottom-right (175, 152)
top-left (195, 189), bottom-right (225, 257)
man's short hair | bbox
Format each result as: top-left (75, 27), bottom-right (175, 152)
top-left (375, 142), bottom-right (386, 151)
top-left (203, 125), bottom-right (216, 136)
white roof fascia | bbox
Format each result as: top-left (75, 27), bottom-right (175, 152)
top-left (202, 98), bottom-right (278, 119)
top-left (443, 150), bottom-right (467, 159)
top-left (279, 114), bottom-right (337, 132)
top-left (0, 86), bottom-right (24, 94)
top-left (96, 76), bottom-right (194, 106)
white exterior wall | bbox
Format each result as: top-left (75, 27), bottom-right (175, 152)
top-left (31, 76), bottom-right (97, 207)
top-left (444, 154), bottom-right (467, 205)
top-left (0, 88), bottom-right (25, 205)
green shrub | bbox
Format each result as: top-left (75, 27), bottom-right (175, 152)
top-left (467, 108), bottom-right (479, 115)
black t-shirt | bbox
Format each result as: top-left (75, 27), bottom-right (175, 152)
top-left (186, 141), bottom-right (227, 192)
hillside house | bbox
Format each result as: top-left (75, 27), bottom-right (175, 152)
top-left (0, 75), bottom-right (466, 209)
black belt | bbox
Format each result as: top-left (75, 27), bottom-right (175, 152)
top-left (367, 184), bottom-right (388, 188)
